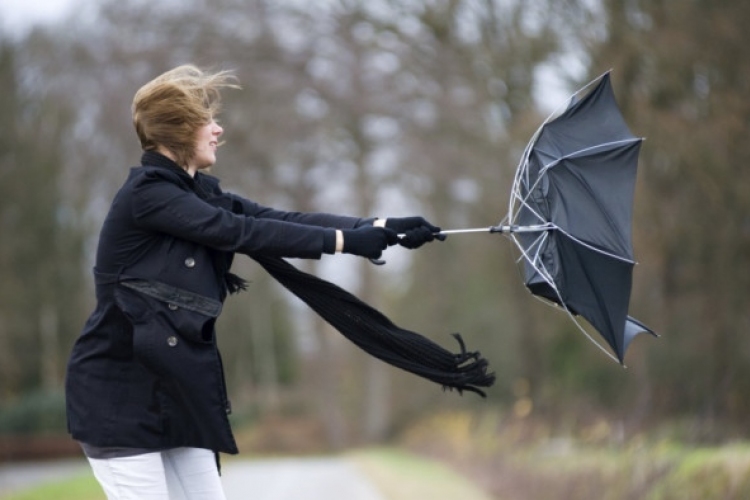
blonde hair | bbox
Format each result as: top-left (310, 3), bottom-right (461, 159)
top-left (132, 65), bottom-right (239, 167)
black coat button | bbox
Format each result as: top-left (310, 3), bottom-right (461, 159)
top-left (184, 257), bottom-right (196, 268)
top-left (167, 336), bottom-right (178, 347)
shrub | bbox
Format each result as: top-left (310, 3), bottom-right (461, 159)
top-left (0, 390), bottom-right (67, 435)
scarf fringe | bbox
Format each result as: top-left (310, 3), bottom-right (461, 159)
top-left (225, 272), bottom-right (249, 294)
top-left (252, 255), bottom-right (495, 397)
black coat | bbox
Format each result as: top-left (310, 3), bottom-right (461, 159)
top-left (65, 151), bottom-right (367, 454)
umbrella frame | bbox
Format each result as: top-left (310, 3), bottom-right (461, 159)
top-left (431, 70), bottom-right (643, 363)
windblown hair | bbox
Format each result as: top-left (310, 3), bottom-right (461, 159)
top-left (132, 65), bottom-right (239, 167)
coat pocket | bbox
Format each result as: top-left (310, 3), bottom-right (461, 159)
top-left (116, 279), bottom-right (221, 344)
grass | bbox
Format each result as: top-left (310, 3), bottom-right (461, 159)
top-left (398, 410), bottom-right (750, 500)
top-left (1, 474), bottom-right (103, 500)
top-left (350, 447), bottom-right (494, 500)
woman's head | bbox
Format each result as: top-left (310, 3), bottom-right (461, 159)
top-left (132, 65), bottom-right (238, 169)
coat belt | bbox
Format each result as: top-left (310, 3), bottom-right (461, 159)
top-left (94, 271), bottom-right (222, 317)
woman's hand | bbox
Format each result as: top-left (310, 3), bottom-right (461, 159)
top-left (340, 226), bottom-right (399, 259)
top-left (381, 216), bottom-right (447, 249)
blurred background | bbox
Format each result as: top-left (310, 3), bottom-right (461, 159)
top-left (1, 0), bottom-right (749, 498)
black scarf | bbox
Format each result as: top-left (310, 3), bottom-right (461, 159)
top-left (252, 254), bottom-right (495, 396)
top-left (144, 151), bottom-right (495, 396)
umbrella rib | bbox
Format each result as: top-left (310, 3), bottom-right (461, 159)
top-left (508, 164), bottom-right (547, 226)
top-left (513, 194), bottom-right (546, 226)
top-left (555, 227), bottom-right (635, 265)
top-left (539, 138), bottom-right (642, 174)
top-left (512, 230), bottom-right (549, 267)
top-left (510, 234), bottom-right (555, 293)
top-left (548, 296), bottom-right (621, 364)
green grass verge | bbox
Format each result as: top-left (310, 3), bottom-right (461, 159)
top-left (1, 474), bottom-right (103, 500)
top-left (349, 447), bottom-right (493, 500)
top-left (470, 439), bottom-right (750, 500)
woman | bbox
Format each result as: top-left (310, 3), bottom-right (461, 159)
top-left (65, 65), bottom-right (443, 499)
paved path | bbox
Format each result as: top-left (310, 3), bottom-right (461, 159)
top-left (0, 456), bottom-right (386, 499)
top-left (222, 457), bottom-right (386, 500)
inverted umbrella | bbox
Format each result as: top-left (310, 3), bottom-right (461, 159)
top-left (437, 71), bottom-right (656, 364)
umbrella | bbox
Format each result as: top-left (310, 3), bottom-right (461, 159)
top-left (436, 71), bottom-right (656, 364)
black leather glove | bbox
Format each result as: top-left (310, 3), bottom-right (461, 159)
top-left (384, 216), bottom-right (446, 249)
top-left (342, 226), bottom-right (399, 259)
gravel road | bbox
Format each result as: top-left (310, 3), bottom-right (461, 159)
top-left (222, 457), bottom-right (386, 500)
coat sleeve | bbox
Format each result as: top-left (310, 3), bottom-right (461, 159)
top-left (226, 193), bottom-right (374, 230)
top-left (130, 171), bottom-right (336, 259)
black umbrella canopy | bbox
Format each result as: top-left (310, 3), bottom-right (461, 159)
top-left (513, 72), bottom-right (656, 363)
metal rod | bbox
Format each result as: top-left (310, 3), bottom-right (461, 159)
top-left (435, 224), bottom-right (554, 236)
top-left (437, 227), bottom-right (498, 235)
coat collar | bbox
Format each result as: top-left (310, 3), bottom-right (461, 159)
top-left (141, 150), bottom-right (188, 176)
top-left (139, 150), bottom-right (221, 201)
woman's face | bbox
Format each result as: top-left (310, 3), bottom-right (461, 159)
top-left (190, 119), bottom-right (224, 172)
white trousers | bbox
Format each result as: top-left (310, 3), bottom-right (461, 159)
top-left (86, 447), bottom-right (227, 500)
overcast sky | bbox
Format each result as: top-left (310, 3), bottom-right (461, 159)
top-left (0, 0), bottom-right (575, 111)
top-left (0, 0), bottom-right (81, 36)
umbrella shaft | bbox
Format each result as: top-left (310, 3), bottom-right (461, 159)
top-left (435, 224), bottom-right (553, 236)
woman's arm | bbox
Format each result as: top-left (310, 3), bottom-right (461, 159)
top-left (131, 170), bottom-right (395, 260)
top-left (226, 193), bottom-right (374, 230)
top-left (132, 171), bottom-right (337, 259)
